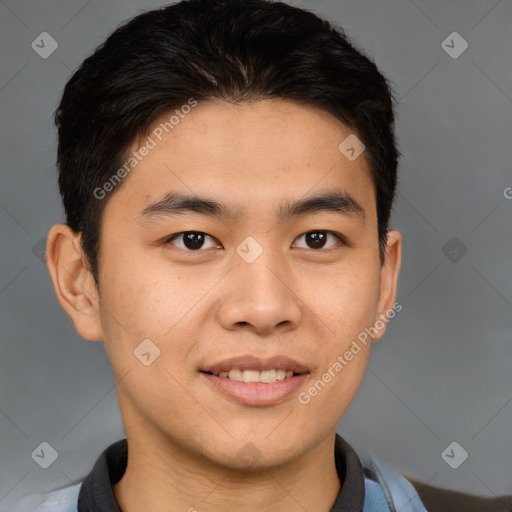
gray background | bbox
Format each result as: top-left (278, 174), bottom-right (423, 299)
top-left (1, 0), bottom-right (511, 509)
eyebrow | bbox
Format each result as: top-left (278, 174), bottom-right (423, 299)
top-left (136, 189), bottom-right (365, 224)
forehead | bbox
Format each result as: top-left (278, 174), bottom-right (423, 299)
top-left (102, 99), bottom-right (376, 224)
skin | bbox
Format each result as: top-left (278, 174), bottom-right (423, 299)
top-left (46, 99), bottom-right (401, 512)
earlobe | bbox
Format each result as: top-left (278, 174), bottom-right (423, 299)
top-left (46, 223), bottom-right (104, 341)
top-left (372, 230), bottom-right (402, 341)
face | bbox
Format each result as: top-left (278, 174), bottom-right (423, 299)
top-left (48, 99), bottom-right (401, 469)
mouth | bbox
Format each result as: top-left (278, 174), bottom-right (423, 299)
top-left (199, 355), bottom-right (310, 406)
top-left (201, 369), bottom-right (303, 383)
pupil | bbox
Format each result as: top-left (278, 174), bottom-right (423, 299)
top-left (184, 231), bottom-right (204, 250)
top-left (307, 231), bottom-right (326, 249)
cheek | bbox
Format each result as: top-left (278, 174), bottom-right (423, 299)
top-left (98, 243), bottom-right (178, 329)
top-left (295, 343), bottom-right (370, 438)
top-left (96, 265), bottom-right (217, 450)
top-left (299, 258), bottom-right (381, 348)
top-left (96, 255), bottom-right (199, 412)
top-left (97, 247), bottom-right (212, 382)
top-left (96, 247), bottom-right (176, 358)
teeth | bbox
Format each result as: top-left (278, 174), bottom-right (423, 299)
top-left (211, 369), bottom-right (297, 383)
top-left (260, 369), bottom-right (276, 383)
top-left (228, 369), bottom-right (243, 381)
top-left (243, 370), bottom-right (260, 383)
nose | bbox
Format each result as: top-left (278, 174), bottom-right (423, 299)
top-left (216, 247), bottom-right (302, 336)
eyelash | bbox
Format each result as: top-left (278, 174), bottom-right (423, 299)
top-left (163, 230), bottom-right (346, 252)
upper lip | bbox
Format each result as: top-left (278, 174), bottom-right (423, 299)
top-left (201, 355), bottom-right (310, 374)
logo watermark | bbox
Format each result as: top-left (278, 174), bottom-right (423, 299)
top-left (93, 98), bottom-right (198, 200)
top-left (298, 301), bottom-right (402, 405)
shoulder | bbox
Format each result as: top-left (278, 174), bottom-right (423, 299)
top-left (364, 458), bottom-right (512, 512)
top-left (362, 457), bottom-right (428, 512)
top-left (15, 483), bottom-right (80, 512)
top-left (406, 477), bottom-right (512, 512)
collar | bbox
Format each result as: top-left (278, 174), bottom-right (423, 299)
top-left (78, 433), bottom-right (365, 511)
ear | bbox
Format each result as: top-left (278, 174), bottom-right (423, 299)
top-left (371, 230), bottom-right (402, 341)
top-left (46, 223), bottom-right (104, 341)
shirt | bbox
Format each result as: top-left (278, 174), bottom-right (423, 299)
top-left (17, 434), bottom-right (427, 512)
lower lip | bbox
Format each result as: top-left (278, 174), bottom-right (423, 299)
top-left (200, 372), bottom-right (309, 406)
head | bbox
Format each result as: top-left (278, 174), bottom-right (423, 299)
top-left (47, 0), bottom-right (402, 468)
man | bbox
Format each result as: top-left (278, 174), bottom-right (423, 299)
top-left (20, 0), bottom-right (432, 510)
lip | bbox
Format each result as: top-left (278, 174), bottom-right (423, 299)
top-left (201, 372), bottom-right (309, 406)
top-left (200, 354), bottom-right (310, 406)
top-left (201, 354), bottom-right (310, 374)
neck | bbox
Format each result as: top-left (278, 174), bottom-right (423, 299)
top-left (113, 425), bottom-right (341, 512)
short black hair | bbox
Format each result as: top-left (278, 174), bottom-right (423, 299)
top-left (54, 0), bottom-right (400, 289)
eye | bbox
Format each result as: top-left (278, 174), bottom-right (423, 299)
top-left (164, 231), bottom-right (220, 251)
top-left (293, 230), bottom-right (345, 250)
top-left (164, 230), bottom-right (345, 252)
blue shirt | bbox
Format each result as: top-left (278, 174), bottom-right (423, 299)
top-left (16, 434), bottom-right (427, 511)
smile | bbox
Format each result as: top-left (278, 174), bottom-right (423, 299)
top-left (200, 371), bottom-right (309, 406)
top-left (206, 368), bottom-right (295, 383)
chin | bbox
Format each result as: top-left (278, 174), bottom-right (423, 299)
top-left (207, 434), bottom-right (302, 471)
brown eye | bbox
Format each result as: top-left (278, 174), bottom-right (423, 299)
top-left (165, 231), bottom-right (219, 251)
top-left (164, 229), bottom-right (345, 253)
top-left (293, 230), bottom-right (344, 250)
